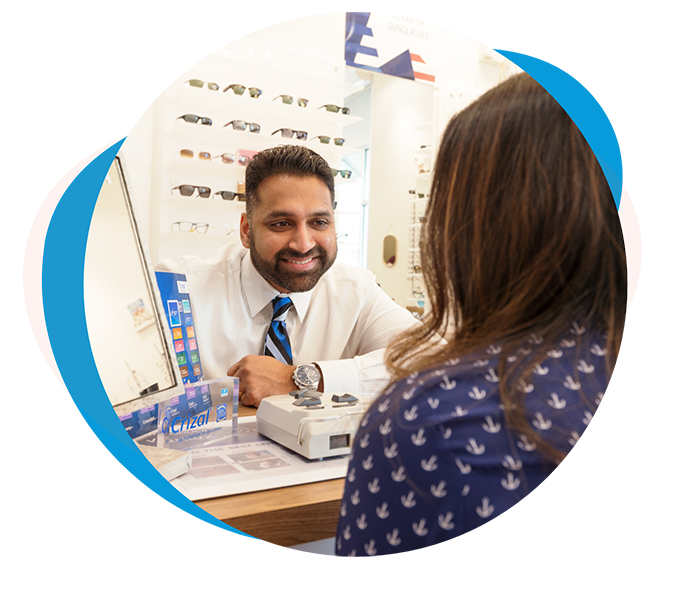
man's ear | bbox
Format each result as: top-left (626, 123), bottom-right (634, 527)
top-left (240, 212), bottom-right (250, 248)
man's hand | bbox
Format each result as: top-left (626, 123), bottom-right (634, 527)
top-left (227, 356), bottom-right (297, 407)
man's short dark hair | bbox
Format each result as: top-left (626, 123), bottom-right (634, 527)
top-left (244, 145), bottom-right (336, 217)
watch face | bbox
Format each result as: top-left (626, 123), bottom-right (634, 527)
top-left (298, 365), bottom-right (321, 386)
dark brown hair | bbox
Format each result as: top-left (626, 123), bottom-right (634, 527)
top-left (244, 144), bottom-right (336, 217)
top-left (385, 73), bottom-right (627, 463)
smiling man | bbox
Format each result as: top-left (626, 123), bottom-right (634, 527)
top-left (157, 145), bottom-right (419, 406)
top-left (242, 172), bottom-right (336, 295)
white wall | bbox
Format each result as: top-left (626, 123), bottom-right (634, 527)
top-left (366, 73), bottom-right (435, 305)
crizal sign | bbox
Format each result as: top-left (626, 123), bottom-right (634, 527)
top-left (161, 404), bottom-right (226, 434)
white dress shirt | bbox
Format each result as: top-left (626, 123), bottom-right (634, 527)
top-left (156, 243), bottom-right (420, 398)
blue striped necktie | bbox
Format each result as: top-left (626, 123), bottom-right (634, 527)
top-left (264, 296), bottom-right (293, 364)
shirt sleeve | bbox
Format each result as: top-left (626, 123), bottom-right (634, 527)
top-left (314, 349), bottom-right (390, 399)
top-left (315, 280), bottom-right (421, 399)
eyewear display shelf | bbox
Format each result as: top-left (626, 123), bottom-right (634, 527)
top-left (152, 59), bottom-right (363, 263)
top-left (406, 168), bottom-right (432, 315)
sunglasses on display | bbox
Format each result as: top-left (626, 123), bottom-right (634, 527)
top-left (311, 136), bottom-right (345, 146)
top-left (211, 152), bottom-right (235, 164)
top-left (171, 221), bottom-right (234, 235)
top-left (223, 84), bottom-right (262, 98)
top-left (176, 114), bottom-right (213, 125)
top-left (272, 128), bottom-right (308, 140)
top-left (317, 104), bottom-right (350, 115)
top-left (273, 95), bottom-right (309, 107)
top-left (171, 221), bottom-right (209, 233)
top-left (223, 120), bottom-right (261, 133)
top-left (214, 190), bottom-right (247, 202)
top-left (171, 185), bottom-right (211, 198)
top-left (210, 153), bottom-right (251, 166)
top-left (331, 168), bottom-right (352, 179)
top-left (179, 150), bottom-right (251, 166)
top-left (180, 149), bottom-right (212, 160)
top-left (185, 79), bottom-right (219, 91)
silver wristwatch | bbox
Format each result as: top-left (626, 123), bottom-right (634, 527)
top-left (292, 363), bottom-right (322, 390)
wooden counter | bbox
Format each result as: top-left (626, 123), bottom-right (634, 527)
top-left (194, 403), bottom-right (346, 547)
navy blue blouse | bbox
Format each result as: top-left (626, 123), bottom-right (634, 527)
top-left (335, 324), bottom-right (609, 556)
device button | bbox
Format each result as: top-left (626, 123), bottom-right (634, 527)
top-left (331, 393), bottom-right (359, 404)
top-left (293, 396), bottom-right (322, 407)
top-left (290, 388), bottom-right (321, 399)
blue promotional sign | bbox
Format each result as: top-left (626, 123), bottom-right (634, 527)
top-left (118, 270), bottom-right (211, 439)
top-left (155, 271), bottom-right (205, 386)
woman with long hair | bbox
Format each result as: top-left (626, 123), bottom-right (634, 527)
top-left (335, 72), bottom-right (627, 556)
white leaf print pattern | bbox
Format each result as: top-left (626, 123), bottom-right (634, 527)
top-left (476, 498), bottom-right (495, 518)
top-left (413, 519), bottom-right (429, 536)
top-left (336, 335), bottom-right (607, 556)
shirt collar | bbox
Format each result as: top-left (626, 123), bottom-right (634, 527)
top-left (241, 250), bottom-right (313, 322)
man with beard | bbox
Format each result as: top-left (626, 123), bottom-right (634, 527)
top-left (157, 145), bottom-right (419, 406)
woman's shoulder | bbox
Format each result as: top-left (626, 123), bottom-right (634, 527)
top-left (362, 328), bottom-right (610, 442)
top-left (360, 354), bottom-right (502, 435)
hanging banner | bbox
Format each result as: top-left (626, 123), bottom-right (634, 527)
top-left (345, 12), bottom-right (436, 83)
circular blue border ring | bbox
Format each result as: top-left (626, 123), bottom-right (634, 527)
top-left (41, 137), bottom-right (251, 537)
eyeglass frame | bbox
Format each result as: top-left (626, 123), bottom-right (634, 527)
top-left (223, 120), bottom-right (261, 133)
top-left (211, 152), bottom-right (252, 167)
top-left (171, 185), bottom-right (212, 198)
top-left (222, 84), bottom-right (262, 98)
top-left (210, 153), bottom-right (237, 164)
top-left (171, 221), bottom-right (209, 233)
top-left (310, 136), bottom-right (345, 146)
top-left (272, 128), bottom-right (308, 140)
top-left (180, 149), bottom-right (212, 160)
top-left (176, 114), bottom-right (213, 125)
top-left (171, 221), bottom-right (234, 235)
top-left (213, 190), bottom-right (247, 201)
top-left (185, 79), bottom-right (219, 91)
top-left (272, 95), bottom-right (309, 107)
top-left (179, 152), bottom-right (250, 166)
top-left (317, 104), bottom-right (350, 115)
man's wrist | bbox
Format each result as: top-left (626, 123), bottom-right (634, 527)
top-left (289, 365), bottom-right (298, 390)
top-left (313, 362), bottom-right (324, 392)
